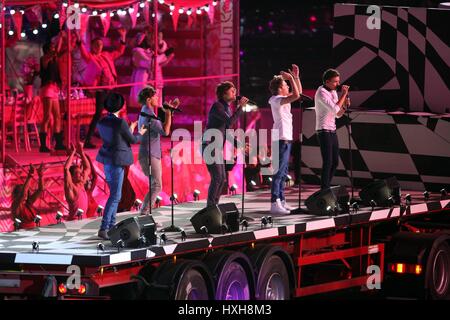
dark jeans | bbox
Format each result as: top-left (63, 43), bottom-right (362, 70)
top-left (85, 90), bottom-right (108, 144)
top-left (206, 162), bottom-right (227, 207)
top-left (270, 141), bottom-right (291, 203)
top-left (317, 131), bottom-right (339, 189)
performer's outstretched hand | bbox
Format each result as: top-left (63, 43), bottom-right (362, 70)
top-left (129, 121), bottom-right (138, 133)
top-left (280, 71), bottom-right (293, 81)
top-left (288, 64), bottom-right (300, 78)
top-left (238, 96), bottom-right (249, 107)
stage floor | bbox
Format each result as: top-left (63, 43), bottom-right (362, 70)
top-left (0, 186), bottom-right (449, 267)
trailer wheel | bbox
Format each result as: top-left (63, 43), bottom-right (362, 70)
top-left (426, 242), bottom-right (450, 300)
top-left (204, 251), bottom-right (255, 300)
top-left (144, 260), bottom-right (215, 300)
top-left (256, 254), bottom-right (290, 300)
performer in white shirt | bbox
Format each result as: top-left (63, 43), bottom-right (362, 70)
top-left (268, 64), bottom-right (302, 214)
top-left (314, 68), bottom-right (350, 190)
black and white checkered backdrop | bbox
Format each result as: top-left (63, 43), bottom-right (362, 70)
top-left (333, 4), bottom-right (450, 113)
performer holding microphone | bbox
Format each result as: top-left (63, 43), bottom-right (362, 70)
top-left (314, 68), bottom-right (350, 190)
top-left (137, 86), bottom-right (179, 217)
top-left (203, 81), bottom-right (249, 207)
top-left (96, 92), bottom-right (147, 240)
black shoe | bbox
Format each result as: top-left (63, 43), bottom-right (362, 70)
top-left (39, 132), bottom-right (51, 153)
top-left (54, 132), bottom-right (66, 151)
top-left (97, 230), bottom-right (109, 240)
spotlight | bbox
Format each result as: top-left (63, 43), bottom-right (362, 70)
top-left (423, 190), bottom-right (430, 201)
top-left (204, 4), bottom-right (210, 12)
top-left (180, 229), bottom-right (187, 241)
top-left (241, 219), bottom-right (249, 231)
top-left (115, 239), bottom-right (125, 252)
top-left (14, 218), bottom-right (22, 231)
top-left (54, 13), bottom-right (60, 19)
top-left (370, 200), bottom-right (377, 211)
top-left (169, 3), bottom-right (175, 11)
top-left (229, 184), bottom-right (238, 195)
top-left (213, 1), bottom-right (218, 6)
top-left (138, 235), bottom-right (147, 247)
top-left (178, 8), bottom-right (184, 14)
top-left (250, 180), bottom-right (257, 187)
top-left (8, 30), bottom-right (14, 36)
top-left (42, 23), bottom-right (47, 29)
top-left (32, 241), bottom-right (40, 253)
top-left (261, 216), bottom-right (268, 228)
top-left (76, 208), bottom-right (84, 220)
top-left (200, 226), bottom-right (209, 236)
top-left (74, 3), bottom-right (80, 9)
top-left (170, 194), bottom-right (178, 203)
top-left (20, 10), bottom-right (25, 15)
top-left (137, 12), bottom-right (141, 17)
top-left (187, 8), bottom-right (192, 15)
top-left (387, 196), bottom-right (395, 207)
top-left (160, 233), bottom-right (167, 244)
top-left (221, 224), bottom-right (229, 234)
top-left (268, 177), bottom-right (273, 183)
top-left (21, 32), bottom-right (26, 38)
top-left (128, 7), bottom-right (135, 14)
top-left (134, 199), bottom-right (143, 210)
top-left (110, 11), bottom-right (115, 17)
top-left (193, 189), bottom-right (201, 201)
top-left (196, 8), bottom-right (202, 15)
top-left (97, 243), bottom-right (105, 253)
top-left (34, 215), bottom-right (42, 227)
top-left (32, 29), bottom-right (38, 35)
top-left (92, 10), bottom-right (98, 16)
top-left (441, 188), bottom-right (448, 199)
top-left (56, 211), bottom-right (63, 224)
top-left (155, 196), bottom-right (162, 207)
top-left (158, 0), bottom-right (165, 4)
top-left (405, 194), bottom-right (412, 205)
top-left (63, 2), bottom-right (69, 8)
top-left (96, 205), bottom-right (104, 217)
top-left (139, 2), bottom-right (145, 8)
top-left (10, 9), bottom-right (16, 15)
top-left (81, 7), bottom-right (87, 13)
top-left (266, 216), bottom-right (273, 226)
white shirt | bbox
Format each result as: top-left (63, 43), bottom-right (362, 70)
top-left (269, 95), bottom-right (293, 141)
top-left (314, 85), bottom-right (342, 131)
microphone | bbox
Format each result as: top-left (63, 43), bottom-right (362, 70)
top-left (300, 93), bottom-right (313, 101)
top-left (236, 95), bottom-right (258, 106)
top-left (140, 111), bottom-right (161, 121)
top-left (162, 102), bottom-right (182, 113)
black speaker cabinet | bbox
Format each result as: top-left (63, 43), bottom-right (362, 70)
top-left (108, 215), bottom-right (156, 248)
top-left (359, 176), bottom-right (401, 207)
top-left (190, 203), bottom-right (240, 234)
top-left (305, 185), bottom-right (350, 216)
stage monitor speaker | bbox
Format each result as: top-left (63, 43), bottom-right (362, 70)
top-left (190, 203), bottom-right (240, 234)
top-left (359, 176), bottom-right (401, 207)
top-left (305, 185), bottom-right (350, 216)
top-left (108, 215), bottom-right (157, 248)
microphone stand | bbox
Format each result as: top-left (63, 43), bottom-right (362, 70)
top-left (161, 109), bottom-right (182, 233)
top-left (345, 99), bottom-right (354, 201)
top-left (240, 107), bottom-right (254, 222)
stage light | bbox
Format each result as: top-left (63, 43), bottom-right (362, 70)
top-left (14, 218), bottom-right (22, 230)
top-left (387, 196), bottom-right (395, 207)
top-left (169, 3), bottom-right (175, 11)
top-left (221, 224), bottom-right (228, 234)
top-left (187, 8), bottom-right (192, 15)
top-left (212, 1), bottom-right (218, 6)
top-left (309, 15), bottom-right (317, 23)
top-left (56, 211), bottom-right (63, 224)
top-left (170, 194), bottom-right (178, 203)
top-left (134, 199), bottom-right (143, 210)
top-left (32, 241), bottom-right (40, 252)
top-left (196, 8), bottom-right (202, 15)
top-left (8, 30), bottom-right (14, 36)
top-left (155, 195), bottom-right (162, 207)
top-left (110, 11), bottom-right (115, 17)
top-left (370, 199), bottom-right (377, 210)
top-left (266, 216), bottom-right (273, 226)
top-left (158, 0), bottom-right (165, 4)
top-left (74, 3), bottom-right (79, 9)
top-left (152, 13), bottom-right (156, 18)
top-left (160, 233), bottom-right (167, 244)
top-left (97, 242), bottom-right (105, 253)
top-left (351, 202), bottom-right (359, 213)
top-left (92, 10), bottom-right (98, 16)
top-left (78, 284), bottom-right (87, 295)
top-left (261, 216), bottom-right (268, 228)
top-left (42, 23), bottom-right (48, 29)
top-left (139, 2), bottom-right (145, 8)
top-left (138, 235), bottom-right (147, 247)
top-left (137, 12), bottom-right (141, 17)
top-left (178, 8), bottom-right (184, 14)
top-left (230, 184), bottom-right (238, 194)
top-left (241, 219), bottom-right (249, 231)
top-left (81, 7), bottom-right (87, 13)
top-left (101, 12), bottom-right (107, 18)
top-left (10, 9), bottom-right (16, 15)
top-left (250, 180), bottom-right (257, 187)
top-left (116, 239), bottom-right (125, 251)
top-left (128, 7), bottom-right (134, 14)
top-left (34, 215), bottom-right (42, 227)
top-left (200, 226), bottom-right (208, 236)
top-left (203, 5), bottom-right (210, 12)
top-left (405, 194), bottom-right (412, 205)
top-left (268, 177), bottom-right (273, 183)
top-left (193, 189), bottom-right (201, 201)
top-left (32, 29), bottom-right (38, 35)
top-left (423, 190), bottom-right (430, 201)
top-left (180, 229), bottom-right (187, 241)
top-left (63, 2), bottom-right (68, 8)
top-left (76, 208), bottom-right (84, 220)
top-left (441, 188), bottom-right (448, 198)
top-left (54, 13), bottom-right (60, 19)
top-left (96, 205), bottom-right (104, 217)
top-left (58, 283), bottom-right (67, 294)
top-left (20, 10), bottom-right (25, 15)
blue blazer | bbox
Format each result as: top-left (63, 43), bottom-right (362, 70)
top-left (96, 114), bottom-right (139, 166)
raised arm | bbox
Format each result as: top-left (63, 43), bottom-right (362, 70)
top-left (280, 71), bottom-right (300, 105)
top-left (85, 154), bottom-right (97, 193)
top-left (288, 64), bottom-right (303, 95)
top-left (64, 144), bottom-right (77, 201)
top-left (110, 28), bottom-right (127, 60)
top-left (76, 142), bottom-right (91, 183)
top-left (28, 163), bottom-right (44, 205)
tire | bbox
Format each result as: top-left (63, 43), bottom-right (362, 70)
top-left (256, 254), bottom-right (290, 300)
top-left (175, 268), bottom-right (210, 300)
top-left (426, 242), bottom-right (450, 300)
